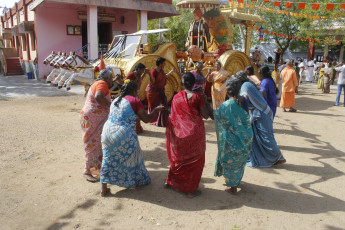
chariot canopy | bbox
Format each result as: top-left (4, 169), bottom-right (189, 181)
top-left (106, 29), bottom-right (172, 60)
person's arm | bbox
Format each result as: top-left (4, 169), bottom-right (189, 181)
top-left (259, 82), bottom-right (267, 97)
top-left (137, 105), bottom-right (166, 123)
top-left (206, 70), bottom-right (213, 82)
top-left (95, 91), bottom-right (111, 107)
top-left (142, 68), bottom-right (150, 79)
top-left (166, 68), bottom-right (176, 77)
top-left (200, 106), bottom-right (210, 119)
top-left (292, 71), bottom-right (298, 93)
top-left (115, 74), bottom-right (124, 85)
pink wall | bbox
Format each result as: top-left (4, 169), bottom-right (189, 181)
top-left (106, 8), bottom-right (137, 34)
top-left (35, 2), bottom-right (83, 79)
top-left (35, 2), bottom-right (138, 79)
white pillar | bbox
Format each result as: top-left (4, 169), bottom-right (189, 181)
top-left (87, 5), bottom-right (98, 60)
top-left (140, 10), bottom-right (148, 44)
top-left (339, 45), bottom-right (344, 63)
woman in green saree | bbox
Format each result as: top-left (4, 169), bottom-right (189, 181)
top-left (214, 78), bottom-right (253, 194)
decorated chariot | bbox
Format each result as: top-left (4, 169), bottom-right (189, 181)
top-left (43, 0), bottom-right (264, 102)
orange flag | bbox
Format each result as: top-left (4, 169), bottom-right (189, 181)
top-left (78, 51), bottom-right (82, 56)
top-left (341, 4), bottom-right (345, 10)
top-left (285, 2), bottom-right (292, 8)
top-left (99, 55), bottom-right (106, 70)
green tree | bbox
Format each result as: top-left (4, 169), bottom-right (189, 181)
top-left (243, 0), bottom-right (345, 58)
top-left (147, 1), bottom-right (193, 50)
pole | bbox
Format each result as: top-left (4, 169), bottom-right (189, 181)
top-left (159, 18), bottom-right (162, 43)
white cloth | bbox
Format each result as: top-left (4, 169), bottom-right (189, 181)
top-left (298, 62), bottom-right (305, 77)
top-left (335, 65), bottom-right (345, 85)
top-left (306, 60), bottom-right (314, 81)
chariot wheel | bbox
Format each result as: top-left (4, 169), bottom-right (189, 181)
top-left (218, 50), bottom-right (252, 76)
top-left (130, 55), bottom-right (181, 102)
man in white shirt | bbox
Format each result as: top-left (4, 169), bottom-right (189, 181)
top-left (298, 59), bottom-right (305, 83)
top-left (306, 58), bottom-right (314, 82)
top-left (334, 62), bottom-right (345, 106)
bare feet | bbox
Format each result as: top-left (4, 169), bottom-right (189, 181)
top-left (282, 108), bottom-right (287, 112)
top-left (101, 183), bottom-right (110, 197)
top-left (101, 188), bottom-right (111, 197)
top-left (186, 190), bottom-right (201, 198)
top-left (225, 187), bottom-right (238, 195)
top-left (288, 108), bottom-right (297, 112)
top-left (83, 174), bottom-right (98, 182)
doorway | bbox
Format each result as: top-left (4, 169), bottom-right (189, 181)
top-left (81, 21), bottom-right (112, 45)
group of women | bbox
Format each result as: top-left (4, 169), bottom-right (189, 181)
top-left (79, 57), bottom-right (285, 197)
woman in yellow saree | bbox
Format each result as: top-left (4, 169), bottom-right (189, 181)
top-left (206, 61), bottom-right (230, 109)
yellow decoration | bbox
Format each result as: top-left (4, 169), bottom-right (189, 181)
top-left (124, 79), bottom-right (131, 84)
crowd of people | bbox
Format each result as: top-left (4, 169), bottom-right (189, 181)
top-left (79, 54), bottom-right (344, 197)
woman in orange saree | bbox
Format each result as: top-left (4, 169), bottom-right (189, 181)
top-left (80, 70), bottom-right (113, 182)
top-left (207, 61), bottom-right (230, 109)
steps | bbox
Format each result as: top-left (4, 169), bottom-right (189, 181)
top-left (5, 58), bottom-right (24, 76)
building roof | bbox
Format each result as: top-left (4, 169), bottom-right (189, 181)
top-left (31, 0), bottom-right (180, 19)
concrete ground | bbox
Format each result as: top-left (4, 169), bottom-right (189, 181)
top-left (0, 74), bottom-right (85, 99)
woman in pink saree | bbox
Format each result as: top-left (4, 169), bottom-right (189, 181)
top-left (80, 70), bottom-right (113, 182)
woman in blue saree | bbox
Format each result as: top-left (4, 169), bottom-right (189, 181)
top-left (235, 71), bottom-right (286, 168)
top-left (100, 79), bottom-right (165, 196)
top-left (214, 78), bottom-right (253, 194)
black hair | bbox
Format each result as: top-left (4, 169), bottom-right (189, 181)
top-left (268, 56), bottom-right (273, 63)
top-left (259, 66), bottom-right (279, 95)
top-left (182, 72), bottom-right (195, 90)
top-left (245, 65), bottom-right (255, 75)
top-left (156, 57), bottom-right (166, 66)
top-left (235, 71), bottom-right (257, 88)
top-left (134, 63), bottom-right (146, 71)
top-left (226, 78), bottom-right (242, 99)
top-left (114, 80), bottom-right (138, 107)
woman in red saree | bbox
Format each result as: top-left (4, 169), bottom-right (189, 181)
top-left (165, 72), bottom-right (212, 197)
top-left (146, 57), bottom-right (174, 127)
top-left (126, 63), bottom-right (148, 134)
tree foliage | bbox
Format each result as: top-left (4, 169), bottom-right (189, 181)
top-left (147, 2), bottom-right (194, 51)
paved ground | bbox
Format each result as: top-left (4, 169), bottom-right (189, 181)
top-left (0, 74), bottom-right (85, 99)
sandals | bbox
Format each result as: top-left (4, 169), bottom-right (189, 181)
top-left (83, 174), bottom-right (99, 182)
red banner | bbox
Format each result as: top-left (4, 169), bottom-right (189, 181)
top-left (312, 3), bottom-right (320, 10)
top-left (285, 2), bottom-right (292, 8)
top-left (274, 1), bottom-right (280, 7)
top-left (326, 3), bottom-right (334, 10)
top-left (298, 3), bottom-right (306, 9)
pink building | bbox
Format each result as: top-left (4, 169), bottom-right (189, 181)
top-left (1, 0), bottom-right (179, 79)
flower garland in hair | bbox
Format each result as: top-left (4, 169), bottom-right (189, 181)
top-left (124, 79), bottom-right (131, 84)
